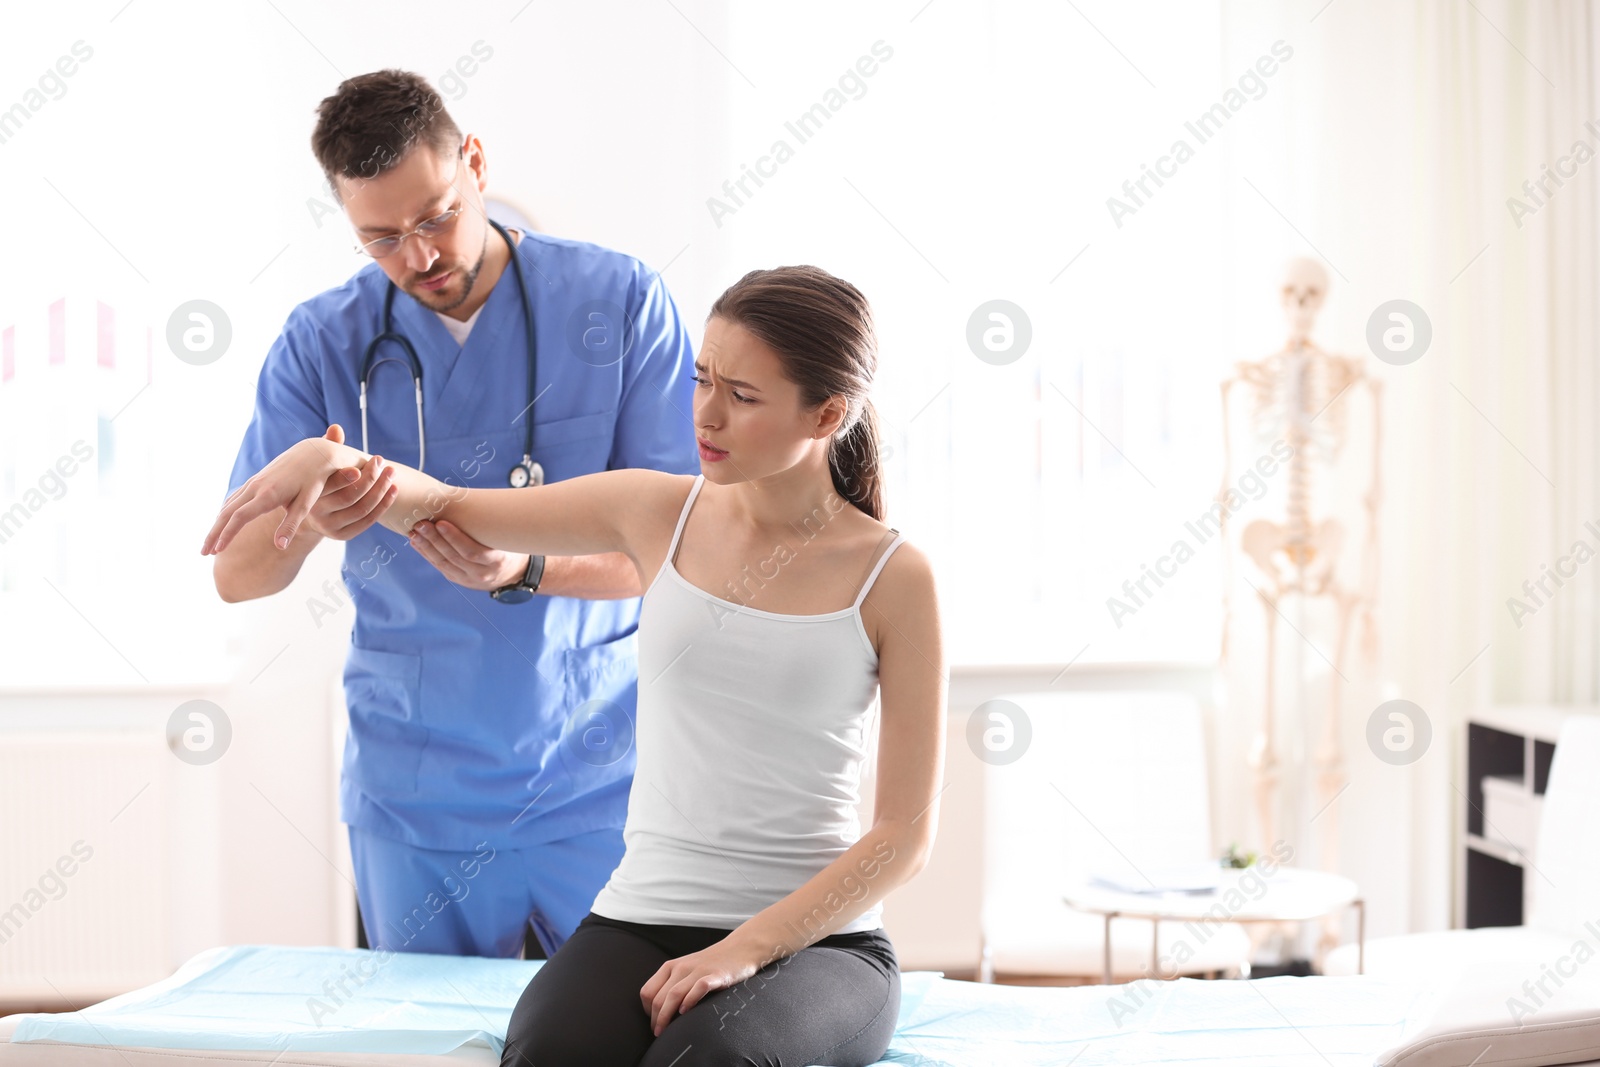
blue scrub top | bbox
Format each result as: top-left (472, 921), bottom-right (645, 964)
top-left (225, 231), bottom-right (700, 851)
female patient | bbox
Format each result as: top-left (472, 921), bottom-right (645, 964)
top-left (201, 265), bottom-right (946, 1066)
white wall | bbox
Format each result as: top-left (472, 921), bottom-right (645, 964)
top-left (5, 0), bottom-right (1571, 995)
top-left (0, 0), bottom-right (736, 975)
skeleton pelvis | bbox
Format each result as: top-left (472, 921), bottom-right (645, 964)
top-left (1241, 517), bottom-right (1344, 590)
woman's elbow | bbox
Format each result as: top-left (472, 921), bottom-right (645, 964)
top-left (876, 822), bottom-right (936, 881)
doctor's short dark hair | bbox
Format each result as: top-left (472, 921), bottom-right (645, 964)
top-left (311, 69), bottom-right (462, 195)
top-left (708, 266), bottom-right (887, 523)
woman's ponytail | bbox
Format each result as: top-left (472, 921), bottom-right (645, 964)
top-left (828, 396), bottom-right (884, 522)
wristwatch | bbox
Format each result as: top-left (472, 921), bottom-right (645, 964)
top-left (490, 554), bottom-right (545, 604)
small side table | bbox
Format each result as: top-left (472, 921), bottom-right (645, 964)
top-left (1063, 867), bottom-right (1364, 984)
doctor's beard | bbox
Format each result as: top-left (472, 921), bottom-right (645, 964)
top-left (407, 232), bottom-right (488, 314)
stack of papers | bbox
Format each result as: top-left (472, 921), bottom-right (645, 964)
top-left (1087, 863), bottom-right (1225, 895)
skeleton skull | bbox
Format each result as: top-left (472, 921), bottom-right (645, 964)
top-left (1280, 257), bottom-right (1330, 342)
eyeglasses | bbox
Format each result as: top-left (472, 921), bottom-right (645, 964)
top-left (352, 147), bottom-right (467, 259)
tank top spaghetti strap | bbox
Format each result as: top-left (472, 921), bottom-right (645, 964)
top-left (590, 474), bottom-right (905, 932)
top-left (659, 473), bottom-right (905, 620)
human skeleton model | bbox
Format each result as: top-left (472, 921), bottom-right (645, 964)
top-left (1217, 258), bottom-right (1383, 960)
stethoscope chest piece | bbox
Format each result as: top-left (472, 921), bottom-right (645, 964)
top-left (509, 457), bottom-right (544, 488)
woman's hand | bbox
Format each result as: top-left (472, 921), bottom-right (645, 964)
top-left (201, 435), bottom-right (364, 555)
top-left (639, 936), bottom-right (775, 1037)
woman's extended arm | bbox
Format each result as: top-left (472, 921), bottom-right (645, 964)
top-left (201, 434), bottom-right (655, 561)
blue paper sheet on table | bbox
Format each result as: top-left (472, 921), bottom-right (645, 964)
top-left (9, 943), bottom-right (1428, 1065)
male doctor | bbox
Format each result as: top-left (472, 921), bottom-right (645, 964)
top-left (212, 69), bottom-right (698, 958)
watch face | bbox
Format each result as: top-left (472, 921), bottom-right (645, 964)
top-left (493, 586), bottom-right (534, 604)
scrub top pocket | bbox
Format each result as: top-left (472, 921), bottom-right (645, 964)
top-left (343, 643), bottom-right (425, 794)
top-left (558, 628), bottom-right (640, 776)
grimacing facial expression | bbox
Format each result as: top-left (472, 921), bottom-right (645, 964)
top-left (336, 139), bottom-right (490, 314)
top-left (693, 315), bottom-right (847, 480)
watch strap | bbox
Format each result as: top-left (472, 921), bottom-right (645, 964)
top-left (491, 554), bottom-right (544, 603)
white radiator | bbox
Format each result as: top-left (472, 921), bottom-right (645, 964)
top-left (0, 732), bottom-right (172, 1004)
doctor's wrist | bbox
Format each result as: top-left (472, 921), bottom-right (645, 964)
top-left (489, 553), bottom-right (544, 603)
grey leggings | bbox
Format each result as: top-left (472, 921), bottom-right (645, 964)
top-left (501, 910), bottom-right (900, 1067)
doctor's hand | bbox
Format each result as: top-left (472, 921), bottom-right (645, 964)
top-left (639, 936), bottom-right (771, 1037)
top-left (303, 426), bottom-right (399, 542)
top-left (407, 519), bottom-right (530, 592)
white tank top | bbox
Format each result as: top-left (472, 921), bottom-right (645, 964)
top-left (589, 474), bottom-right (907, 933)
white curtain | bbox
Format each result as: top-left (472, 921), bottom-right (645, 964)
top-left (1214, 0), bottom-right (1600, 940)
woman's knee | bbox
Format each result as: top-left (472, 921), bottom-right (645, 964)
top-left (503, 999), bottom-right (646, 1067)
top-left (500, 915), bottom-right (679, 1067)
top-left (501, 1028), bottom-right (583, 1067)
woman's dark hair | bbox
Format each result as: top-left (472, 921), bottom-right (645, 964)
top-left (708, 265), bottom-right (886, 522)
top-left (311, 69), bottom-right (461, 194)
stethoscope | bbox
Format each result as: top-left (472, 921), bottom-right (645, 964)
top-left (359, 219), bottom-right (544, 488)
